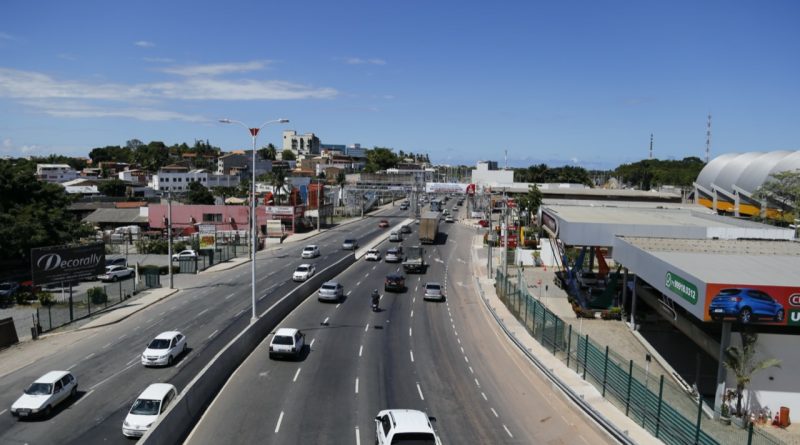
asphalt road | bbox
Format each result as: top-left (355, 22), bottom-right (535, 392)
top-left (185, 204), bottom-right (615, 445)
top-left (0, 205), bottom-right (409, 445)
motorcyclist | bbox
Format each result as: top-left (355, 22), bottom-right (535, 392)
top-left (371, 289), bottom-right (380, 308)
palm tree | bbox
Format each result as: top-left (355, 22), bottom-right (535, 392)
top-left (270, 167), bottom-right (287, 205)
top-left (723, 331), bottom-right (781, 416)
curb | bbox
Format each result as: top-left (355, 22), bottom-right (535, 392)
top-left (77, 288), bottom-right (179, 331)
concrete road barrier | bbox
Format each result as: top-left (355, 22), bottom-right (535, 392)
top-left (141, 253), bottom-right (355, 445)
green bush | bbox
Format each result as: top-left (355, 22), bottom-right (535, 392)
top-left (88, 287), bottom-right (108, 305)
top-left (38, 291), bottom-right (54, 306)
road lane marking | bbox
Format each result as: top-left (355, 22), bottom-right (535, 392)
top-left (310, 338), bottom-right (316, 348)
top-left (355, 426), bottom-right (361, 445)
top-left (359, 345), bottom-right (363, 357)
top-left (415, 285), bottom-right (418, 292)
top-left (323, 317), bottom-right (330, 325)
top-left (346, 291), bottom-right (352, 296)
top-left (355, 378), bottom-right (359, 394)
top-left (225, 293), bottom-right (235, 300)
top-left (89, 362), bottom-right (138, 391)
top-left (365, 272), bottom-right (369, 277)
top-left (259, 294), bottom-right (267, 301)
top-left (197, 308), bottom-right (210, 317)
top-left (127, 355), bottom-right (139, 366)
top-left (275, 411), bottom-right (284, 433)
top-left (356, 281), bottom-right (361, 286)
top-left (159, 310), bottom-right (166, 316)
top-left (102, 342), bottom-right (112, 349)
top-left (457, 338), bottom-right (461, 345)
top-left (410, 350), bottom-right (414, 362)
top-left (469, 366), bottom-right (474, 374)
top-left (84, 353), bottom-right (95, 360)
top-left (0, 409), bottom-right (6, 416)
top-left (293, 368), bottom-right (301, 382)
top-left (464, 356), bottom-right (469, 363)
top-left (416, 383), bottom-right (424, 400)
top-left (481, 391), bottom-right (488, 400)
top-left (454, 330), bottom-right (458, 336)
top-left (118, 334), bottom-right (127, 340)
top-left (409, 328), bottom-right (412, 337)
top-left (67, 363), bottom-right (78, 370)
top-left (503, 425), bottom-right (513, 438)
top-left (336, 303), bottom-right (341, 308)
top-left (410, 310), bottom-right (414, 318)
top-left (460, 346), bottom-right (464, 353)
top-left (235, 308), bottom-right (246, 317)
top-left (365, 324), bottom-right (369, 332)
top-left (491, 407), bottom-right (499, 417)
top-left (72, 389), bottom-right (95, 407)
top-left (207, 329), bottom-right (219, 339)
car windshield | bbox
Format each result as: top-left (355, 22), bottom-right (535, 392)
top-left (391, 433), bottom-right (436, 444)
top-left (321, 284), bottom-right (337, 291)
top-left (368, 250), bottom-right (378, 254)
top-left (24, 382), bottom-right (52, 395)
top-left (388, 249), bottom-right (398, 255)
top-left (130, 398), bottom-right (161, 416)
top-left (344, 239), bottom-right (355, 244)
top-left (304, 247), bottom-right (314, 251)
top-left (148, 339), bottom-right (171, 349)
top-left (273, 335), bottom-right (293, 345)
top-left (296, 266), bottom-right (309, 272)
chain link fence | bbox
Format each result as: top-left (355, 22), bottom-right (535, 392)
top-left (494, 268), bottom-right (783, 445)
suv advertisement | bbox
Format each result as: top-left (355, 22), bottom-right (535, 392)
top-left (31, 242), bottom-right (106, 285)
top-left (705, 283), bottom-right (800, 325)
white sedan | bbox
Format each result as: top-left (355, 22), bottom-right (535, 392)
top-left (141, 331), bottom-right (187, 367)
top-left (98, 265), bottom-right (134, 282)
top-left (364, 249), bottom-right (381, 261)
top-left (301, 245), bottom-right (320, 259)
top-left (292, 264), bottom-right (316, 282)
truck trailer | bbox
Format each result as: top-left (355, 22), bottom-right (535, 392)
top-left (419, 211), bottom-right (439, 245)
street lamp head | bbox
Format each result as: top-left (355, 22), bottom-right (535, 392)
top-left (219, 118), bottom-right (232, 124)
top-left (278, 118), bottom-right (290, 123)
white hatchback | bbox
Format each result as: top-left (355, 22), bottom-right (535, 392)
top-left (292, 264), bottom-right (316, 282)
top-left (122, 383), bottom-right (178, 438)
top-left (375, 409), bottom-right (441, 445)
top-left (364, 249), bottom-right (381, 261)
top-left (141, 331), bottom-right (187, 367)
top-left (10, 371), bottom-right (78, 419)
top-left (269, 328), bottom-right (305, 360)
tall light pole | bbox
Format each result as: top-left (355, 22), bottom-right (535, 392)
top-left (220, 118), bottom-right (289, 323)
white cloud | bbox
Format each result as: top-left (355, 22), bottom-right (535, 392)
top-left (151, 78), bottom-right (337, 100)
top-left (134, 40), bottom-right (155, 48)
top-left (345, 57), bottom-right (387, 66)
top-left (161, 61), bottom-right (269, 77)
top-left (0, 68), bottom-right (150, 100)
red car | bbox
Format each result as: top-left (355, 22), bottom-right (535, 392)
top-left (378, 219), bottom-right (390, 228)
top-left (477, 219), bottom-right (490, 227)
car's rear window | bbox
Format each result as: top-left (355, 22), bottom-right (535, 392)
top-left (296, 266), bottom-right (309, 272)
top-left (718, 289), bottom-right (739, 296)
top-left (273, 335), bottom-right (293, 345)
top-left (321, 284), bottom-right (337, 290)
top-left (391, 433), bottom-right (436, 444)
top-left (426, 284), bottom-right (441, 290)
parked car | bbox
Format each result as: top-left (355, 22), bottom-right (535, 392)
top-left (141, 331), bottom-right (188, 367)
top-left (10, 371), bottom-right (78, 419)
top-left (424, 282), bottom-right (444, 301)
top-left (172, 250), bottom-right (197, 261)
top-left (105, 256), bottom-right (127, 267)
top-left (269, 328), bottom-right (305, 360)
top-left (318, 281), bottom-right (344, 302)
top-left (342, 238), bottom-right (359, 250)
top-left (375, 409), bottom-right (441, 445)
top-left (293, 264), bottom-right (316, 282)
top-left (365, 249), bottom-right (382, 261)
top-left (122, 383), bottom-right (178, 438)
top-left (378, 219), bottom-right (390, 228)
top-left (708, 288), bottom-right (784, 323)
top-left (301, 245), bottom-right (320, 259)
top-left (0, 281), bottom-right (20, 299)
top-left (98, 265), bottom-right (134, 282)
top-left (385, 248), bottom-right (403, 263)
top-left (385, 273), bottom-right (406, 292)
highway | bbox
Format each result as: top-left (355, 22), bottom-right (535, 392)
top-left (0, 205), bottom-right (406, 445)
top-left (185, 203), bottom-right (615, 445)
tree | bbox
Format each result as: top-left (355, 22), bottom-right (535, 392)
top-left (754, 170), bottom-right (800, 218)
top-left (365, 147), bottom-right (399, 173)
top-left (516, 184), bottom-right (543, 221)
top-left (613, 157), bottom-right (705, 190)
top-left (336, 172), bottom-right (346, 187)
top-left (97, 179), bottom-right (128, 197)
top-left (259, 144), bottom-right (277, 161)
top-left (269, 166), bottom-right (288, 204)
top-left (281, 149), bottom-right (296, 161)
top-left (89, 145), bottom-right (133, 164)
top-left (213, 186), bottom-right (239, 202)
top-left (185, 181), bottom-right (215, 205)
top-left (133, 141), bottom-right (170, 172)
top-left (723, 331), bottom-right (781, 416)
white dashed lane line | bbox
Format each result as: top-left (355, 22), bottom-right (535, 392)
top-left (410, 350), bottom-right (415, 362)
top-left (364, 324), bottom-right (370, 332)
top-left (355, 378), bottom-right (359, 394)
top-left (359, 345), bottom-right (363, 357)
top-left (225, 293), bottom-right (235, 300)
top-left (207, 329), bottom-right (218, 340)
top-left (409, 328), bottom-right (412, 337)
top-left (293, 368), bottom-right (301, 382)
top-left (274, 411), bottom-right (284, 433)
top-left (491, 407), bottom-right (499, 417)
top-left (197, 308), bottom-right (209, 317)
top-left (503, 425), bottom-right (513, 438)
top-left (323, 317), bottom-right (330, 325)
top-left (481, 391), bottom-right (487, 400)
top-left (416, 383), bottom-right (425, 400)
top-left (310, 338), bottom-right (316, 348)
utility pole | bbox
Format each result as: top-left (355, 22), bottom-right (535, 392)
top-left (502, 188), bottom-right (508, 280)
top-left (316, 179), bottom-right (321, 232)
top-left (705, 113), bottom-right (712, 163)
top-left (167, 190), bottom-right (173, 290)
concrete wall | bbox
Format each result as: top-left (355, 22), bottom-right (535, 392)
top-left (141, 254), bottom-right (355, 444)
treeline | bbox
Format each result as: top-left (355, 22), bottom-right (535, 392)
top-left (89, 139), bottom-right (222, 173)
top-left (364, 147), bottom-right (429, 173)
top-left (513, 164), bottom-right (593, 186)
top-left (614, 157), bottom-right (705, 189)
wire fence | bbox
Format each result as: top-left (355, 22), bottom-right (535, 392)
top-left (494, 268), bottom-right (783, 445)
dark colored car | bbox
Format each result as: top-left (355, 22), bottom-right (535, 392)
top-left (708, 288), bottom-right (784, 324)
top-left (384, 273), bottom-right (406, 292)
top-left (477, 219), bottom-right (490, 228)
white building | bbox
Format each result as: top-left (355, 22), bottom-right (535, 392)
top-left (150, 167), bottom-right (240, 193)
top-left (36, 164), bottom-right (78, 183)
top-left (283, 130), bottom-right (320, 158)
top-left (470, 160), bottom-right (514, 186)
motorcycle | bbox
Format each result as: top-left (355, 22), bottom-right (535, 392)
top-left (372, 300), bottom-right (379, 312)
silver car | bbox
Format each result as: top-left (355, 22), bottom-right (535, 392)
top-left (424, 282), bottom-right (444, 301)
top-left (318, 281), bottom-right (343, 302)
top-left (342, 238), bottom-right (359, 250)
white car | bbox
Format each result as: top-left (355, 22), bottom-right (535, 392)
top-left (292, 264), bottom-right (316, 282)
top-left (141, 331), bottom-right (187, 367)
top-left (98, 265), bottom-right (134, 282)
top-left (172, 250), bottom-right (197, 261)
top-left (10, 371), bottom-right (78, 419)
top-left (122, 383), bottom-right (178, 438)
top-left (301, 245), bottom-right (320, 259)
top-left (269, 328), bottom-right (306, 360)
top-left (444, 215), bottom-right (455, 223)
top-left (364, 249), bottom-right (381, 261)
top-left (375, 409), bottom-right (441, 445)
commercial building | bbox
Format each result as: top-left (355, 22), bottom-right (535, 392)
top-left (282, 130), bottom-right (320, 158)
top-left (36, 164), bottom-right (78, 183)
top-left (150, 165), bottom-right (240, 193)
top-left (470, 160), bottom-right (513, 186)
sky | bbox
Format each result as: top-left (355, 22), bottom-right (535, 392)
top-left (0, 0), bottom-right (798, 169)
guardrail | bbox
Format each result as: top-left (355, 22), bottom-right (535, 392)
top-left (141, 253), bottom-right (356, 444)
top-left (493, 268), bottom-right (783, 445)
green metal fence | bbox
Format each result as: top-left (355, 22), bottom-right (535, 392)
top-left (494, 268), bottom-right (783, 445)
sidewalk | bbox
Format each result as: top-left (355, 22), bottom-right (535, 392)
top-left (469, 235), bottom-right (661, 445)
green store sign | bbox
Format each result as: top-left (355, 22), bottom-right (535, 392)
top-left (665, 272), bottom-right (698, 305)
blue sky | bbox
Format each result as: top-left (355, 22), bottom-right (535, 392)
top-left (1, 1), bottom-right (798, 169)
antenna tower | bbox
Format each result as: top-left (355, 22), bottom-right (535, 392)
top-left (705, 114), bottom-right (712, 162)
top-left (649, 133), bottom-right (653, 160)
top-left (504, 149), bottom-right (508, 169)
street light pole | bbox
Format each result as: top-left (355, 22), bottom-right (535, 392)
top-left (167, 190), bottom-right (173, 289)
top-left (220, 118), bottom-right (289, 323)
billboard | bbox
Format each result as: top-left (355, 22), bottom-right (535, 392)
top-left (425, 183), bottom-right (473, 194)
top-left (705, 283), bottom-right (800, 326)
top-left (31, 243), bottom-right (105, 285)
top-left (198, 225), bottom-right (216, 250)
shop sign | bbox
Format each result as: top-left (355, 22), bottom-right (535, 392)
top-left (666, 271), bottom-right (698, 305)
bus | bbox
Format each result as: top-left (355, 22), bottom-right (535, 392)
top-left (430, 199), bottom-right (442, 212)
